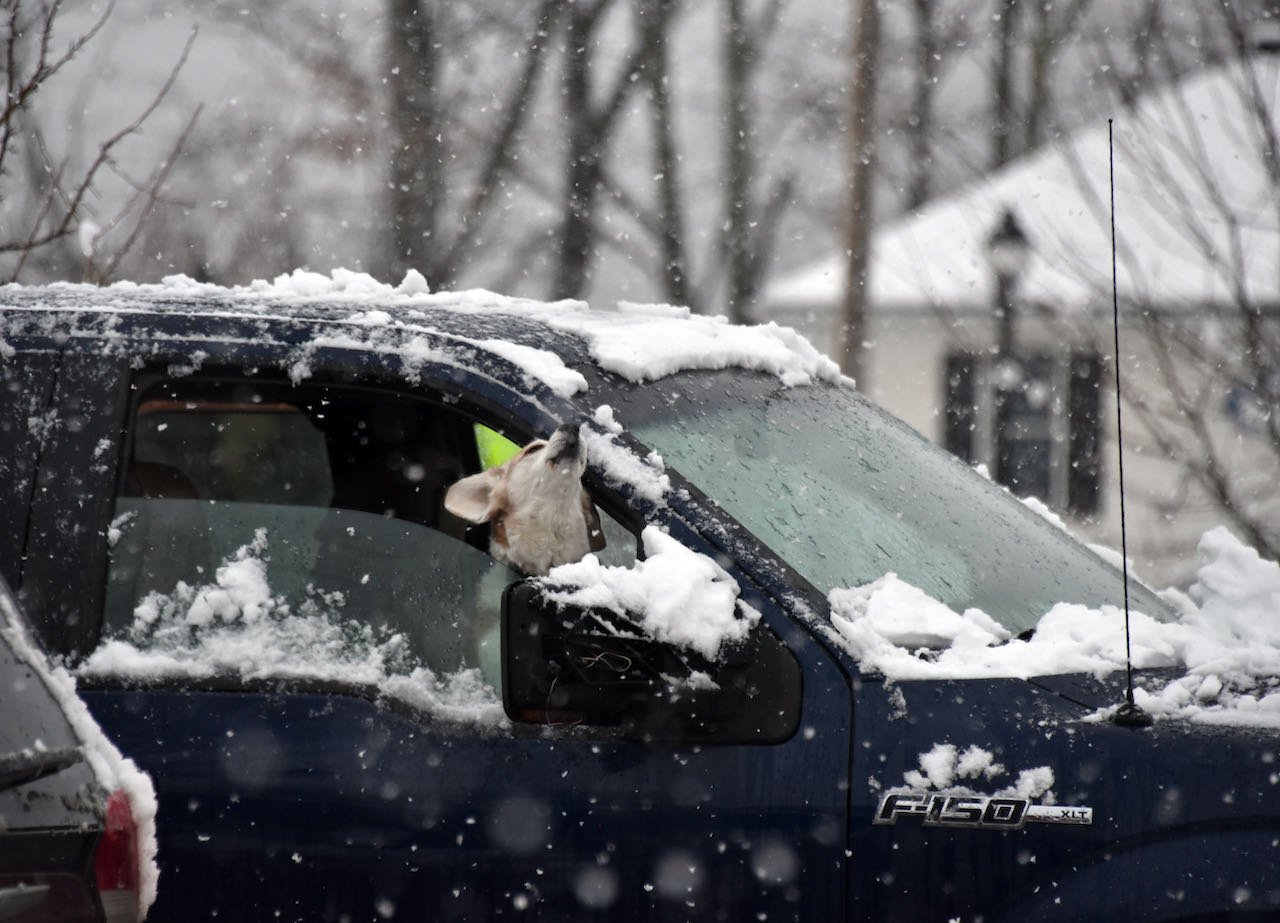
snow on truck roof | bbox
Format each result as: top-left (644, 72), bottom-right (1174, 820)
top-left (0, 269), bottom-right (844, 395)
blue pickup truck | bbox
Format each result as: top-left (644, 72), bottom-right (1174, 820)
top-left (1, 279), bottom-right (1277, 922)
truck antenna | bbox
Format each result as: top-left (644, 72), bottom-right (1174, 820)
top-left (1107, 119), bottom-right (1153, 729)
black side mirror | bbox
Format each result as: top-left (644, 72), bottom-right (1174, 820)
top-left (500, 578), bottom-right (804, 743)
top-left (500, 580), bottom-right (708, 729)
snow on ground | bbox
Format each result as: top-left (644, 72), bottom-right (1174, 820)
top-left (0, 590), bottom-right (161, 915)
top-left (830, 526), bottom-right (1280, 727)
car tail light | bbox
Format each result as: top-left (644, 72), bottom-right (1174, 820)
top-left (94, 790), bottom-right (141, 923)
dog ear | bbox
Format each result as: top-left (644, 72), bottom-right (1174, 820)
top-left (581, 493), bottom-right (607, 552)
top-left (444, 470), bottom-right (503, 524)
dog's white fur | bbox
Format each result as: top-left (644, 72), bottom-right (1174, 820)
top-left (444, 424), bottom-right (604, 576)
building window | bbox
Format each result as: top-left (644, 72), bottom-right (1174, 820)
top-left (944, 351), bottom-right (1102, 517)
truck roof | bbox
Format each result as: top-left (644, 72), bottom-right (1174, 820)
top-left (0, 273), bottom-right (845, 393)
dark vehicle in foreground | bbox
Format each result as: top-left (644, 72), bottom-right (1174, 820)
top-left (0, 577), bottom-right (150, 922)
top-left (1, 280), bottom-right (1276, 922)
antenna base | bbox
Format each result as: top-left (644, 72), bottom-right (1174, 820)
top-left (1111, 701), bottom-right (1154, 728)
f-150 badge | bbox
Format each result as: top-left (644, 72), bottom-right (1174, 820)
top-left (874, 792), bottom-right (1093, 830)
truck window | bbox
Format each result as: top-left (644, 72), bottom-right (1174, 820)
top-left (100, 376), bottom-right (632, 692)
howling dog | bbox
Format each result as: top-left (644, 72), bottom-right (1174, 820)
top-left (444, 423), bottom-right (605, 576)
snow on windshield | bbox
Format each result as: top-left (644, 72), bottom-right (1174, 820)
top-left (829, 526), bottom-right (1280, 728)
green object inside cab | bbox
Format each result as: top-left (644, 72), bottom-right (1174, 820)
top-left (474, 424), bottom-right (521, 470)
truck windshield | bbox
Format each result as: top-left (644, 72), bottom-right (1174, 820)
top-left (611, 370), bottom-right (1171, 635)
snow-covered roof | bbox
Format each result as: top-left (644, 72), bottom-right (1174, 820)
top-left (1, 270), bottom-right (842, 389)
top-left (765, 56), bottom-right (1280, 314)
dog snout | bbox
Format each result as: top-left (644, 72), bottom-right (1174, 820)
top-left (546, 423), bottom-right (584, 465)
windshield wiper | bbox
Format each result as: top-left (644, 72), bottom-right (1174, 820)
top-left (0, 746), bottom-right (84, 792)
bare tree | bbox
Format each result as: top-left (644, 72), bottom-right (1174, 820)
top-left (640, 0), bottom-right (692, 307)
top-left (716, 0), bottom-right (796, 323)
top-left (0, 0), bottom-right (198, 284)
top-left (551, 0), bottom-right (671, 300)
top-left (839, 0), bottom-right (878, 380)
top-left (990, 0), bottom-right (1018, 169)
top-left (1048, 5), bottom-right (1280, 562)
top-left (382, 0), bottom-right (445, 285)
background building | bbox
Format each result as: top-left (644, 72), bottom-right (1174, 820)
top-left (765, 55), bottom-right (1280, 587)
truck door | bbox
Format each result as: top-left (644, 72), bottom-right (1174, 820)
top-left (53, 345), bottom-right (854, 922)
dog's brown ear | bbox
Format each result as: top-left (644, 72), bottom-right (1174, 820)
top-left (444, 470), bottom-right (503, 524)
top-left (581, 493), bottom-right (607, 552)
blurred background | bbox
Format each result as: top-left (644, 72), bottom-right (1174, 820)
top-left (2, 0), bottom-right (1277, 587)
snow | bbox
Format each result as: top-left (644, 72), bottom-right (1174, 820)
top-left (79, 531), bottom-right (508, 730)
top-left (475, 338), bottom-right (588, 398)
top-left (0, 590), bottom-right (160, 915)
top-left (544, 301), bottom-right (844, 388)
top-left (582, 426), bottom-right (671, 506)
top-left (899, 743), bottom-right (1055, 801)
top-left (24, 271), bottom-right (835, 392)
top-left (536, 526), bottom-right (757, 662)
top-left (830, 526), bottom-right (1280, 728)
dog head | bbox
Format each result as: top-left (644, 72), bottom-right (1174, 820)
top-left (444, 424), bottom-right (605, 575)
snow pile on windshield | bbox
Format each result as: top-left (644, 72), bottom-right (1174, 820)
top-left (80, 530), bottom-right (507, 730)
top-left (829, 527), bottom-right (1280, 727)
top-left (537, 526), bottom-right (757, 661)
top-left (0, 592), bottom-right (161, 915)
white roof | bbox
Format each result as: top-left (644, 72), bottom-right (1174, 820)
top-left (765, 57), bottom-right (1280, 313)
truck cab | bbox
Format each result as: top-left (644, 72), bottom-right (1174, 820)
top-left (2, 280), bottom-right (1277, 921)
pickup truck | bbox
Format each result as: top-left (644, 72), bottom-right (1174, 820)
top-left (2, 277), bottom-right (1277, 922)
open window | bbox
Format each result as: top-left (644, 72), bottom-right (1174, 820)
top-left (101, 375), bottom-right (634, 695)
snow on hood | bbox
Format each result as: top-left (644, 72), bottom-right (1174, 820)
top-left (0, 591), bottom-right (161, 915)
top-left (829, 527), bottom-right (1280, 727)
top-left (536, 526), bottom-right (757, 662)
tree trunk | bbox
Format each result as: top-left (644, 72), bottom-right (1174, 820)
top-left (643, 0), bottom-right (691, 308)
top-left (840, 0), bottom-right (879, 383)
top-left (552, 1), bottom-right (602, 300)
top-left (905, 0), bottom-right (938, 210)
top-left (991, 0), bottom-right (1018, 169)
top-left (384, 0), bottom-right (444, 285)
top-left (721, 0), bottom-right (755, 323)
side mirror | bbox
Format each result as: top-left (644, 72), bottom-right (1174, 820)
top-left (500, 578), bottom-right (804, 743)
top-left (500, 580), bottom-right (706, 729)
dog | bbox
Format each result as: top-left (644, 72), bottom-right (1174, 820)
top-left (444, 423), bottom-right (605, 576)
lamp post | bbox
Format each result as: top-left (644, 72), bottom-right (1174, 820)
top-left (985, 208), bottom-right (1030, 358)
top-left (985, 207), bottom-right (1031, 494)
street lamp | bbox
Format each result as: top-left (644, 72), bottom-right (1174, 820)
top-left (985, 207), bottom-right (1032, 497)
top-left (985, 208), bottom-right (1030, 357)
